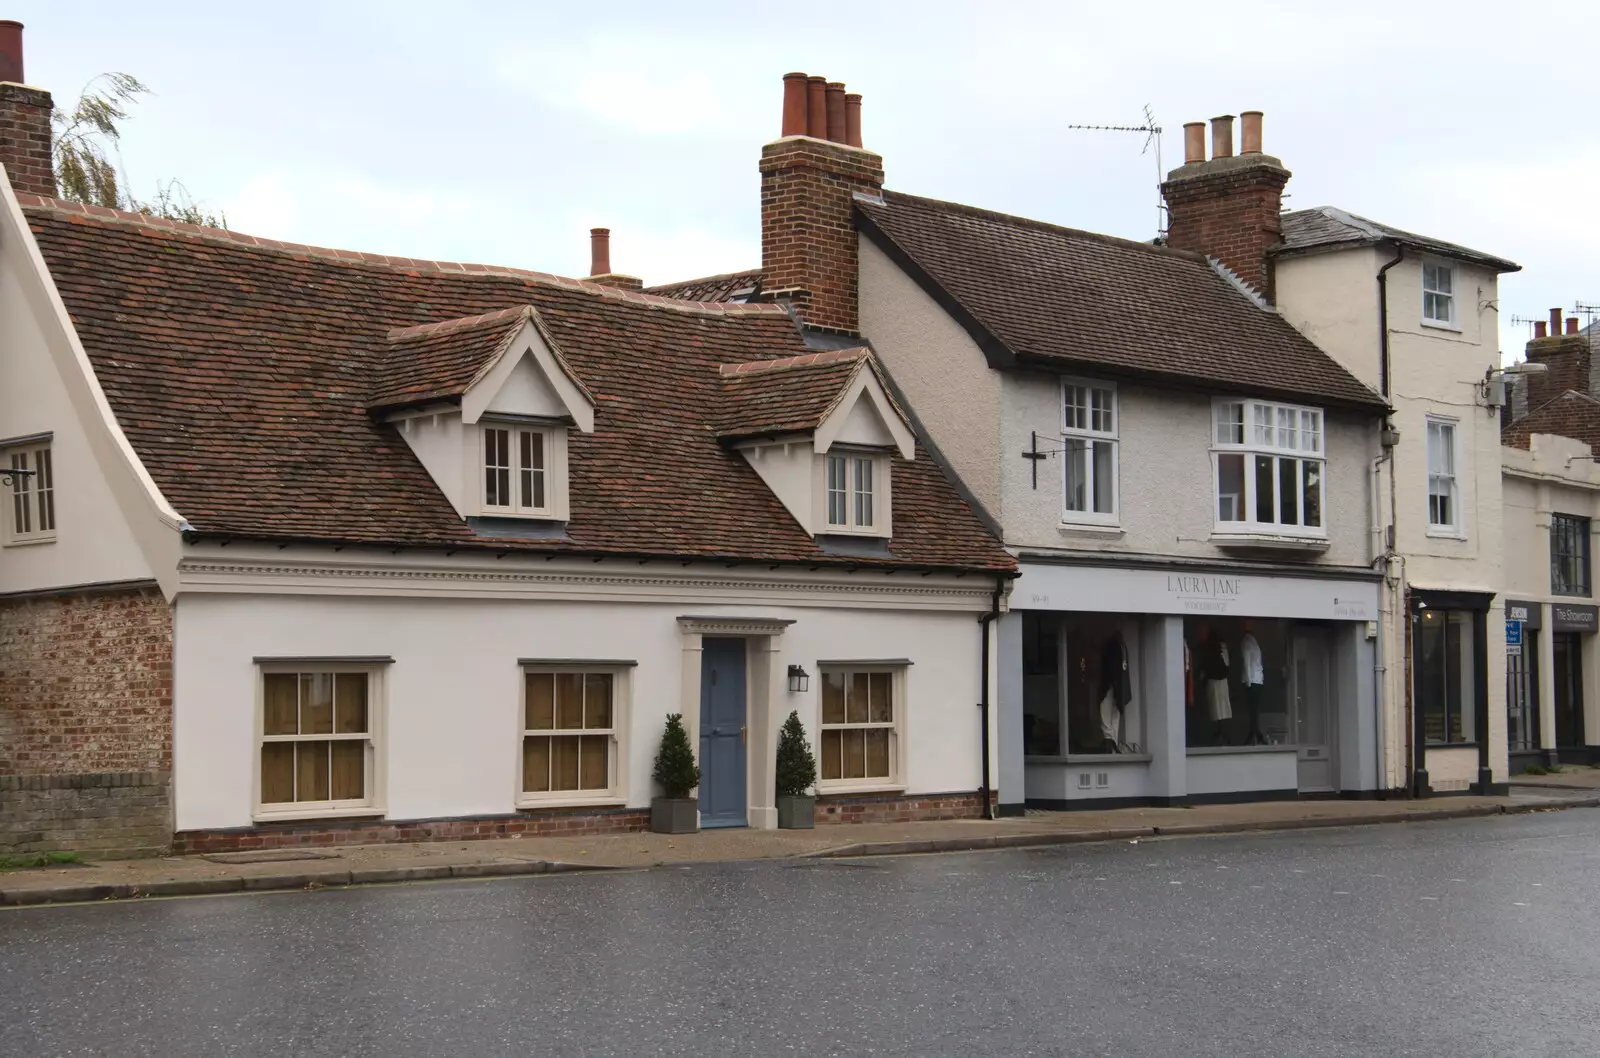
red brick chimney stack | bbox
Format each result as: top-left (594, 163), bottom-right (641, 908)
top-left (1523, 309), bottom-right (1593, 410)
top-left (0, 20), bottom-right (56, 197)
top-left (1568, 317), bottom-right (1580, 336)
top-left (585, 226), bottom-right (643, 292)
top-left (1161, 107), bottom-right (1290, 301)
top-left (759, 71), bottom-right (884, 335)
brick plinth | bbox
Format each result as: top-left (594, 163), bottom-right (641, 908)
top-left (1162, 155), bottom-right (1290, 300)
top-left (172, 805), bottom-right (650, 855)
top-left (814, 790), bottom-right (987, 825)
top-left (759, 135), bottom-right (884, 335)
top-left (0, 82), bottom-right (55, 197)
top-left (0, 584), bottom-right (174, 857)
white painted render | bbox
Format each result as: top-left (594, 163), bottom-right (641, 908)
top-left (0, 171), bottom-right (177, 596)
top-left (171, 553), bottom-right (998, 831)
top-left (814, 366), bottom-right (915, 460)
top-left (482, 351), bottom-right (571, 421)
top-left (389, 409), bottom-right (467, 517)
top-left (858, 234), bottom-right (1004, 519)
top-left (461, 321), bottom-right (594, 432)
top-left (737, 440), bottom-right (818, 534)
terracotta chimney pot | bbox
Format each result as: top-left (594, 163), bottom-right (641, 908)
top-left (1239, 111), bottom-right (1263, 155)
top-left (1182, 122), bottom-right (1206, 164)
top-left (1567, 317), bottom-right (1580, 335)
top-left (589, 227), bottom-right (611, 277)
top-left (844, 93), bottom-right (863, 148)
top-left (824, 82), bottom-right (847, 143)
top-left (1535, 321), bottom-right (1548, 339)
top-left (1551, 308), bottom-right (1563, 335)
top-left (1210, 115), bottom-right (1235, 160)
top-left (781, 72), bottom-right (808, 137)
top-left (0, 20), bottom-right (23, 84)
top-left (806, 76), bottom-right (828, 139)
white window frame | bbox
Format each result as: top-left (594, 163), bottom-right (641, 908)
top-left (516, 664), bottom-right (630, 809)
top-left (1421, 257), bottom-right (1458, 330)
top-left (3, 436), bottom-right (55, 547)
top-left (817, 663), bottom-right (906, 794)
top-left (1426, 416), bottom-right (1463, 537)
top-left (478, 420), bottom-right (564, 519)
top-left (818, 449), bottom-right (891, 537)
top-left (1060, 379), bottom-right (1119, 526)
top-left (253, 661), bottom-right (386, 823)
top-left (1210, 398), bottom-right (1327, 538)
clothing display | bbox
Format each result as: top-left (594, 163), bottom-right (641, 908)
top-left (1099, 633), bottom-right (1132, 708)
top-left (1239, 634), bottom-right (1264, 686)
top-left (1099, 687), bottom-right (1121, 746)
top-left (1206, 677), bottom-right (1232, 721)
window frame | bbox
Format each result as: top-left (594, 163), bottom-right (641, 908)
top-left (1551, 513), bottom-right (1592, 597)
top-left (1209, 398), bottom-right (1327, 538)
top-left (819, 449), bottom-right (891, 537)
top-left (3, 437), bottom-right (56, 547)
top-left (1426, 416), bottom-right (1463, 538)
top-left (1415, 607), bottom-right (1478, 745)
top-left (1420, 257), bottom-right (1459, 330)
top-left (253, 661), bottom-right (386, 822)
top-left (1060, 378), bottom-right (1120, 526)
top-left (516, 663), bottom-right (630, 809)
top-left (816, 663), bottom-right (907, 794)
top-left (478, 420), bottom-right (563, 519)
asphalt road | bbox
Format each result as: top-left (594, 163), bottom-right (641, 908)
top-left (3, 811), bottom-right (1599, 1058)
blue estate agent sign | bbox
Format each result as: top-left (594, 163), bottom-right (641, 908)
top-left (1505, 620), bottom-right (1523, 647)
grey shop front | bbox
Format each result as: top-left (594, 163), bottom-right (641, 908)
top-left (995, 559), bottom-right (1382, 814)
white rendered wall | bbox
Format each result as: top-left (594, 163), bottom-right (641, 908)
top-left (172, 592), bottom-right (986, 831)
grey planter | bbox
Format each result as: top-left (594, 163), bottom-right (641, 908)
top-left (650, 797), bottom-right (699, 834)
top-left (776, 794), bottom-right (815, 829)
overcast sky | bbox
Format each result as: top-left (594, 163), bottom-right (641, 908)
top-left (10, 1), bottom-right (1596, 359)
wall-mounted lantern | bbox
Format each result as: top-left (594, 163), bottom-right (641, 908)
top-left (787, 664), bottom-right (810, 693)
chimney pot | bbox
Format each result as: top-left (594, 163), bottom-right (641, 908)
top-left (1182, 122), bottom-right (1206, 164)
top-left (1551, 308), bottom-right (1563, 335)
top-left (844, 93), bottom-right (863, 148)
top-left (589, 227), bottom-right (611, 278)
top-left (806, 76), bottom-right (828, 139)
top-left (1210, 115), bottom-right (1235, 159)
top-left (1239, 110), bottom-right (1263, 155)
top-left (1535, 321), bottom-right (1548, 339)
top-left (1568, 317), bottom-right (1580, 335)
top-left (781, 72), bottom-right (808, 137)
top-left (0, 20), bottom-right (23, 84)
top-left (824, 82), bottom-right (847, 143)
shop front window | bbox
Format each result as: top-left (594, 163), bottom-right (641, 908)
top-left (1506, 628), bottom-right (1539, 754)
top-left (1184, 617), bottom-right (1304, 748)
top-left (1415, 608), bottom-right (1477, 744)
top-left (1022, 612), bottom-right (1142, 756)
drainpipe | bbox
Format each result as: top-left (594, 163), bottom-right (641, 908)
top-left (1377, 243), bottom-right (1404, 401)
top-left (977, 574), bottom-right (1005, 821)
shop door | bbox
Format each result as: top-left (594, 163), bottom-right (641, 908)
top-left (1553, 633), bottom-right (1584, 750)
top-left (698, 638), bottom-right (748, 828)
top-left (1291, 632), bottom-right (1335, 792)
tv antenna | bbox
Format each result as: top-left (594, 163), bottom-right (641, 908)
top-left (1066, 105), bottom-right (1165, 235)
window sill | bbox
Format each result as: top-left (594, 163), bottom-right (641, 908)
top-left (1187, 745), bottom-right (1298, 756)
top-left (1026, 753), bottom-right (1152, 765)
top-left (1209, 531), bottom-right (1330, 552)
top-left (2, 534), bottom-right (57, 548)
top-left (1420, 319), bottom-right (1463, 333)
top-left (1058, 522), bottom-right (1124, 537)
top-left (253, 806), bottom-right (384, 824)
top-left (1425, 741), bottom-right (1479, 749)
top-left (817, 782), bottom-right (905, 798)
top-left (1425, 528), bottom-right (1468, 541)
top-left (515, 795), bottom-right (627, 811)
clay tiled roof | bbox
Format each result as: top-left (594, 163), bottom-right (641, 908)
top-left (645, 269), bottom-right (765, 303)
top-left (1503, 391), bottom-right (1600, 453)
top-left (1279, 207), bottom-right (1520, 273)
top-left (715, 348), bottom-right (879, 441)
top-left (855, 191), bottom-right (1386, 412)
top-left (21, 196), bottom-right (1010, 573)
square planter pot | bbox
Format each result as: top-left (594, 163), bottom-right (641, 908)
top-left (776, 794), bottom-right (815, 830)
top-left (650, 796), bottom-right (699, 834)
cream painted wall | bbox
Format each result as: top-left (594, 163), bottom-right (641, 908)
top-left (858, 235), bottom-right (1004, 520)
top-left (391, 411), bottom-right (467, 517)
top-left (484, 354), bottom-right (568, 419)
top-left (999, 371), bottom-right (1375, 568)
top-left (171, 590), bottom-right (987, 831)
top-left (0, 181), bottom-right (167, 595)
top-left (738, 440), bottom-right (817, 534)
top-left (1273, 247), bottom-right (1384, 391)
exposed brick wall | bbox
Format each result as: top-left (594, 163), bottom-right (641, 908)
top-left (759, 136), bottom-right (884, 335)
top-left (1162, 157), bottom-right (1290, 299)
top-left (0, 584), bottom-right (173, 857)
top-left (1522, 333), bottom-right (1592, 413)
top-left (0, 82), bottom-right (55, 198)
top-left (172, 806), bottom-right (650, 855)
top-left (815, 790), bottom-right (987, 824)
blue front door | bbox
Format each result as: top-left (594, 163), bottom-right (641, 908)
top-left (699, 637), bottom-right (748, 828)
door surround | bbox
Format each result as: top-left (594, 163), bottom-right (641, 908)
top-left (676, 616), bottom-right (794, 830)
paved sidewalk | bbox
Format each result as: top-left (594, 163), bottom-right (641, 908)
top-left (3, 788), bottom-right (1596, 907)
top-left (1511, 764), bottom-right (1600, 791)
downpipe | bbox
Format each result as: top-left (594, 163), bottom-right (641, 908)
top-left (977, 575), bottom-right (1005, 821)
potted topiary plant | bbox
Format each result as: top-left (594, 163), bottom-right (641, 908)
top-left (650, 713), bottom-right (700, 834)
top-left (775, 710), bottom-right (818, 829)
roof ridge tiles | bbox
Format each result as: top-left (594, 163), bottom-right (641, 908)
top-left (387, 305), bottom-right (534, 342)
top-left (15, 194), bottom-right (789, 320)
top-left (719, 346), bottom-right (870, 377)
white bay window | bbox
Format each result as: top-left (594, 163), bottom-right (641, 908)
top-left (1061, 381), bottom-right (1118, 523)
top-left (1212, 399), bottom-right (1325, 535)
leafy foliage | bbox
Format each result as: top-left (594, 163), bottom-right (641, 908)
top-left (775, 710), bottom-right (818, 797)
top-left (52, 72), bottom-right (226, 228)
top-left (652, 713), bottom-right (700, 799)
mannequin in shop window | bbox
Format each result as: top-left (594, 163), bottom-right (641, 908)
top-left (1239, 619), bottom-right (1267, 745)
top-left (1098, 630), bottom-right (1133, 753)
top-left (1194, 622), bottom-right (1232, 743)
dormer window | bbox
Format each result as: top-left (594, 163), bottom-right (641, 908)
top-left (484, 424), bottom-right (550, 514)
top-left (826, 452), bottom-right (880, 531)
